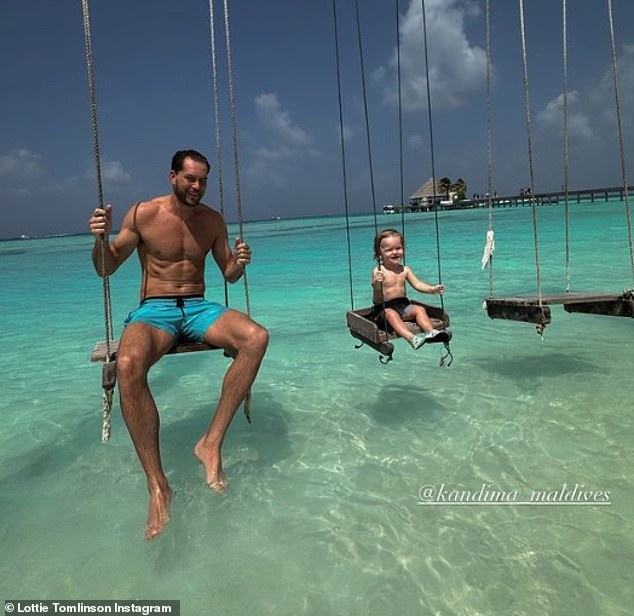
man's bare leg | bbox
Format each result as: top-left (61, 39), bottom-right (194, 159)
top-left (116, 323), bottom-right (175, 539)
top-left (194, 311), bottom-right (269, 491)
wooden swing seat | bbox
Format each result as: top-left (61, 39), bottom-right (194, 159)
top-left (346, 299), bottom-right (451, 357)
top-left (90, 339), bottom-right (221, 362)
top-left (484, 290), bottom-right (634, 325)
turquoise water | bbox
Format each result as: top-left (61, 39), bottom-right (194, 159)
top-left (1, 202), bottom-right (633, 615)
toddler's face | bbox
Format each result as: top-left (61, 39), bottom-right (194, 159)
top-left (379, 236), bottom-right (404, 263)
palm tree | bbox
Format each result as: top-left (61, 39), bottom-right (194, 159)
top-left (452, 178), bottom-right (467, 201)
top-left (438, 177), bottom-right (452, 200)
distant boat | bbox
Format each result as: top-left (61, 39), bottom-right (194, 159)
top-left (383, 204), bottom-right (398, 214)
top-left (19, 234), bottom-right (30, 239)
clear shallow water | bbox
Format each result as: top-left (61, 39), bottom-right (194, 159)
top-left (1, 202), bottom-right (633, 615)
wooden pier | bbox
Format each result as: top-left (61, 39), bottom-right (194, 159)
top-left (468, 185), bottom-right (633, 210)
top-left (385, 185), bottom-right (633, 214)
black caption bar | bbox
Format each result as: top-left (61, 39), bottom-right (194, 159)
top-left (4, 601), bottom-right (180, 616)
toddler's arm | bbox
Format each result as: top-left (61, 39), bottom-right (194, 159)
top-left (406, 266), bottom-right (445, 294)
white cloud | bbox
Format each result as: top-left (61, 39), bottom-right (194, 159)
top-left (375, 0), bottom-right (486, 111)
top-left (529, 43), bottom-right (634, 190)
top-left (337, 122), bottom-right (353, 142)
top-left (408, 133), bottom-right (426, 150)
top-left (594, 43), bottom-right (634, 135)
top-left (255, 92), bottom-right (312, 147)
top-left (537, 91), bottom-right (594, 140)
top-left (252, 145), bottom-right (288, 162)
top-left (102, 160), bottom-right (132, 184)
top-left (248, 92), bottom-right (318, 187)
top-left (0, 149), bottom-right (45, 181)
top-left (537, 44), bottom-right (634, 146)
top-left (0, 151), bottom-right (130, 196)
top-left (82, 159), bottom-right (132, 186)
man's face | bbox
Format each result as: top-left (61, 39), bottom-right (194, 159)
top-left (170, 158), bottom-right (209, 207)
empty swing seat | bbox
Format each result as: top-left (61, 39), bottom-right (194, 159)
top-left (484, 290), bottom-right (634, 325)
top-left (346, 299), bottom-right (451, 358)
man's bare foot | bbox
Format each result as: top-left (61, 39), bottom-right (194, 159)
top-left (194, 438), bottom-right (228, 492)
top-left (207, 471), bottom-right (229, 493)
top-left (144, 486), bottom-right (172, 541)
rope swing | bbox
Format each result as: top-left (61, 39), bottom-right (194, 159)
top-left (483, 0), bottom-right (634, 331)
top-left (215, 0), bottom-right (253, 422)
top-left (84, 0), bottom-right (255, 438)
top-left (80, 0), bottom-right (115, 442)
top-left (336, 0), bottom-right (452, 365)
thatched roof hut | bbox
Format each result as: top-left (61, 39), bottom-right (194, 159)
top-left (409, 178), bottom-right (443, 210)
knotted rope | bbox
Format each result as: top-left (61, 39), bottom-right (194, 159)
top-left (80, 0), bottom-right (116, 442)
top-left (211, 0), bottom-right (253, 421)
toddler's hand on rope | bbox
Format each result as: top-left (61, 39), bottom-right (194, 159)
top-left (89, 204), bottom-right (112, 238)
top-left (234, 236), bottom-right (252, 268)
top-left (374, 269), bottom-right (384, 284)
top-left (434, 284), bottom-right (445, 295)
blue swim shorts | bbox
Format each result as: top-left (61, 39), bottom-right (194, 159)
top-left (124, 296), bottom-right (229, 342)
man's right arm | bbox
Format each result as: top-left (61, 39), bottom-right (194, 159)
top-left (89, 204), bottom-right (140, 277)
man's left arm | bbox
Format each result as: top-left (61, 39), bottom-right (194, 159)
top-left (209, 213), bottom-right (249, 283)
top-left (225, 236), bottom-right (250, 283)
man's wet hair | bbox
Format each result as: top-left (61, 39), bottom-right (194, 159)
top-left (171, 150), bottom-right (210, 173)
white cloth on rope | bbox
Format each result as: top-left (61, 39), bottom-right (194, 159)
top-left (481, 230), bottom-right (495, 269)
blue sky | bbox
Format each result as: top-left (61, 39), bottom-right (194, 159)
top-left (1, 0), bottom-right (633, 239)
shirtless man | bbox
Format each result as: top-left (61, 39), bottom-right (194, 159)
top-left (89, 149), bottom-right (269, 540)
top-left (372, 228), bottom-right (447, 349)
